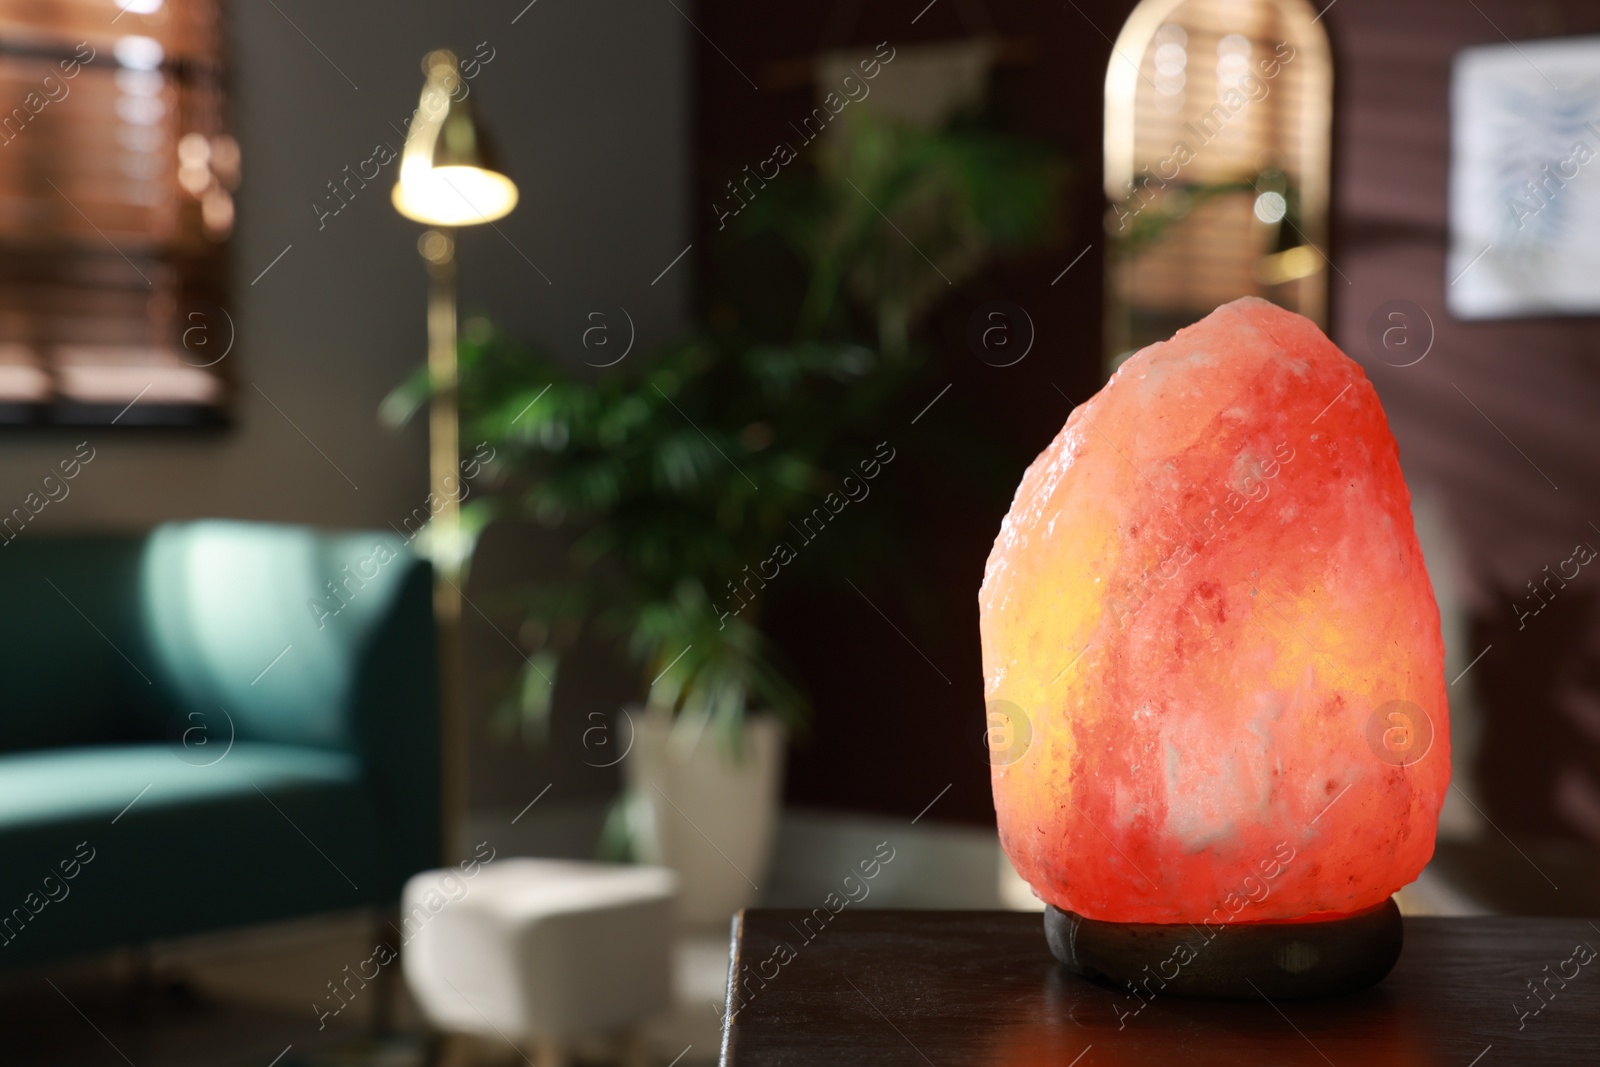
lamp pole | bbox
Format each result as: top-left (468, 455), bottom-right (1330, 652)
top-left (392, 46), bottom-right (518, 868)
top-left (420, 227), bottom-right (465, 864)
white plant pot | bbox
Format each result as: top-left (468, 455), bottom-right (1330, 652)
top-left (622, 710), bottom-right (785, 930)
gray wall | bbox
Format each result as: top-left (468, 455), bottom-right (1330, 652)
top-left (0, 0), bottom-right (690, 534)
top-left (0, 0), bottom-right (691, 814)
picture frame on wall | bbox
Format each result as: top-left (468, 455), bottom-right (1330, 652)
top-left (1449, 35), bottom-right (1600, 320)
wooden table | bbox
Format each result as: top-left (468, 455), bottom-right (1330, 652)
top-left (720, 909), bottom-right (1599, 1065)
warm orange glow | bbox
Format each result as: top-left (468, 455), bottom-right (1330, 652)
top-left (979, 298), bottom-right (1449, 924)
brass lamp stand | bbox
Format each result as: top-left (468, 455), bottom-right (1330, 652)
top-left (392, 51), bottom-right (519, 863)
top-left (421, 226), bottom-right (465, 864)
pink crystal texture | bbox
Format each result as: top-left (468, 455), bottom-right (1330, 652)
top-left (980, 298), bottom-right (1449, 923)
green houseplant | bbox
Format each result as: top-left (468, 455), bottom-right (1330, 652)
top-left (384, 110), bottom-right (1063, 751)
top-left (388, 111), bottom-right (1062, 912)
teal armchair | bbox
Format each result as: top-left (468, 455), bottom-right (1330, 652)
top-left (0, 520), bottom-right (440, 968)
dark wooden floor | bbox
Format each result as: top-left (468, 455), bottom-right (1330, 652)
top-left (0, 971), bottom-right (417, 1067)
top-left (722, 909), bottom-right (1600, 1065)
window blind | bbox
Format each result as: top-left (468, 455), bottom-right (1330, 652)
top-left (0, 0), bottom-right (233, 425)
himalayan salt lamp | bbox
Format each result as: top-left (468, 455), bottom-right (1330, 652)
top-left (980, 297), bottom-right (1448, 998)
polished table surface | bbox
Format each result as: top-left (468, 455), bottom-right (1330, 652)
top-left (720, 909), bottom-right (1599, 1065)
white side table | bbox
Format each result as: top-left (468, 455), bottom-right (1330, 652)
top-left (402, 858), bottom-right (677, 1066)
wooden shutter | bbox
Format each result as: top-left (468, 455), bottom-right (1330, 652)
top-left (0, 0), bottom-right (233, 425)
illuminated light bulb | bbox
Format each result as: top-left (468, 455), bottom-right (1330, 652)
top-left (392, 165), bottom-right (518, 226)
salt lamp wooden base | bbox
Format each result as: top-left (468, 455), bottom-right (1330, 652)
top-left (1044, 898), bottom-right (1402, 1000)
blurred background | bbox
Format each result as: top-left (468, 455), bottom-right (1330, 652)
top-left (0, 0), bottom-right (1596, 1064)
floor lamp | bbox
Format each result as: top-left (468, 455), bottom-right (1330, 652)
top-left (391, 49), bottom-right (518, 863)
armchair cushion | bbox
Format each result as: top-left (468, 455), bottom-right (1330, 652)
top-left (0, 742), bottom-right (360, 831)
top-left (0, 520), bottom-right (441, 969)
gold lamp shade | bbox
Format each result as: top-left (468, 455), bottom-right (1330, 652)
top-left (392, 49), bottom-right (518, 227)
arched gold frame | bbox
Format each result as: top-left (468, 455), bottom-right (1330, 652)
top-left (1102, 0), bottom-right (1333, 365)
